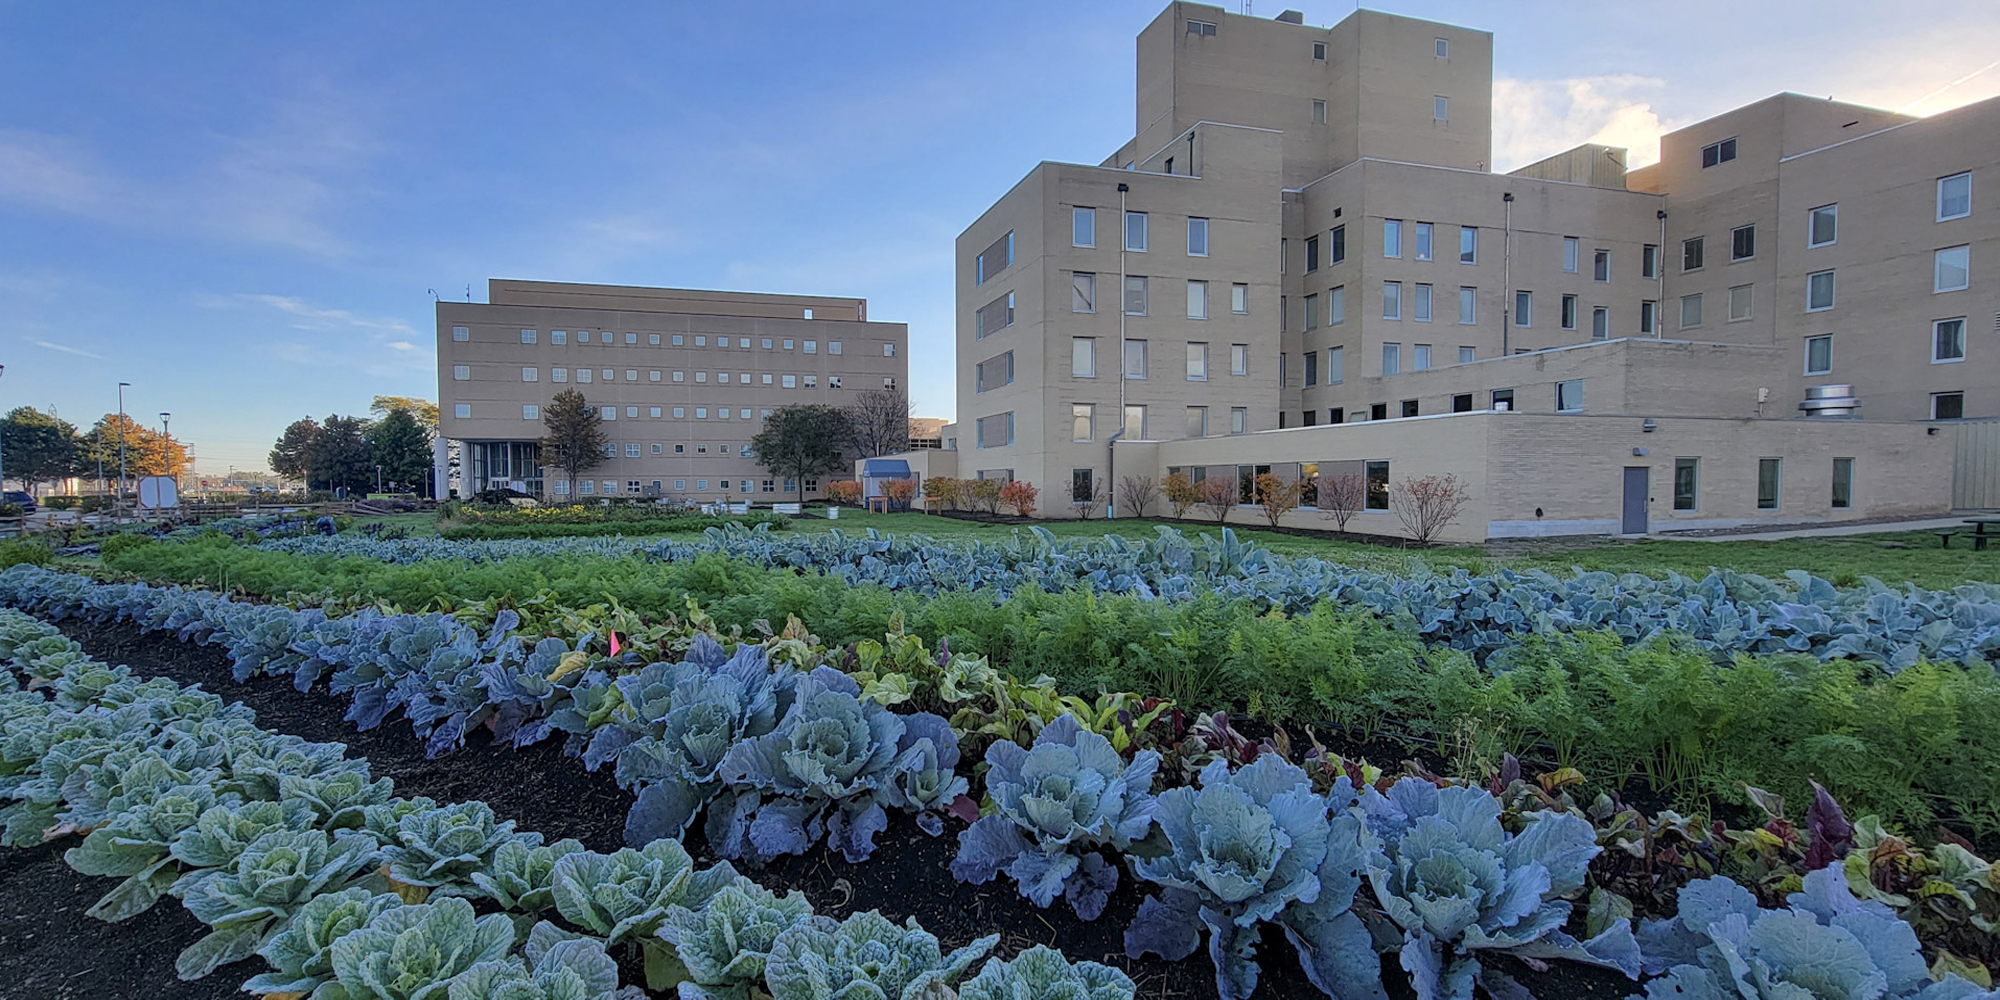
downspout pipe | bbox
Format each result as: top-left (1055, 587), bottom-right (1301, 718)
top-left (1105, 430), bottom-right (1124, 519)
top-left (1655, 209), bottom-right (1668, 336)
top-left (1501, 192), bottom-right (1514, 357)
top-left (1113, 181), bottom-right (1130, 517)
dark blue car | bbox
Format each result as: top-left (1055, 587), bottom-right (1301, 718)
top-left (1, 491), bottom-right (36, 514)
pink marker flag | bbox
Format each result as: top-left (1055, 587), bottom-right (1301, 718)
top-left (608, 631), bottom-right (621, 657)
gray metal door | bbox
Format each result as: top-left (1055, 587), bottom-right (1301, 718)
top-left (1621, 466), bottom-right (1649, 534)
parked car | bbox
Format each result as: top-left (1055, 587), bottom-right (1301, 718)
top-left (1, 491), bottom-right (37, 514)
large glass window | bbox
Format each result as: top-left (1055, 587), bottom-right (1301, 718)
top-left (1366, 461), bottom-right (1390, 510)
top-left (1831, 457), bottom-right (1853, 509)
top-left (1757, 458), bottom-right (1781, 510)
top-left (1673, 458), bottom-right (1698, 510)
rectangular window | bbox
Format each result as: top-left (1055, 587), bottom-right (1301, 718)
top-left (1935, 317), bottom-right (1967, 363)
top-left (1073, 337), bottom-right (1096, 377)
top-left (1366, 461), bottom-right (1390, 510)
top-left (1072, 404), bottom-right (1093, 441)
top-left (976, 412), bottom-right (1015, 448)
top-left (1124, 275), bottom-right (1148, 315)
top-left (1938, 172), bottom-right (1972, 221)
top-left (1729, 284), bottom-right (1754, 321)
top-left (1123, 404), bottom-right (1146, 440)
top-left (1680, 293), bottom-right (1703, 329)
top-left (1231, 282), bottom-right (1248, 314)
top-left (1383, 219), bottom-right (1402, 258)
top-left (649, 370), bottom-right (661, 382)
top-left (1186, 17), bottom-right (1216, 35)
top-left (1328, 285), bottom-right (1346, 324)
top-left (976, 231), bottom-right (1014, 285)
top-left (976, 291), bottom-right (1016, 337)
top-left (1491, 388), bottom-right (1514, 410)
top-left (1413, 283), bottom-right (1432, 322)
top-left (1757, 457), bottom-right (1781, 509)
top-left (1731, 225), bottom-right (1756, 261)
top-left (1125, 211), bottom-right (1148, 251)
top-left (1382, 342), bottom-right (1401, 376)
top-left (1186, 341), bottom-right (1208, 380)
top-left (1805, 335), bottom-right (1832, 374)
top-left (1073, 206), bottom-right (1095, 247)
top-left (829, 341), bottom-right (842, 355)
top-left (650, 407), bottom-right (661, 419)
top-left (1383, 281), bottom-right (1402, 320)
top-left (1459, 226), bottom-right (1477, 263)
top-left (1304, 351), bottom-right (1318, 387)
top-left (1187, 217), bottom-right (1209, 256)
top-left (1073, 272), bottom-right (1096, 313)
top-left (1330, 224), bottom-right (1346, 264)
top-left (1187, 280), bottom-right (1209, 319)
top-left (975, 351), bottom-right (1015, 392)
top-left (625, 444), bottom-right (641, 458)
top-left (1458, 286), bottom-right (1476, 324)
top-left (1413, 343), bottom-right (1431, 371)
top-left (601, 406), bottom-right (616, 421)
top-left (1807, 270), bottom-right (1836, 311)
top-left (1305, 234), bottom-right (1320, 272)
top-left (1682, 237), bottom-right (1705, 272)
top-left (1435, 37), bottom-right (1449, 57)
top-left (1641, 244), bottom-right (1659, 279)
top-left (1459, 346), bottom-right (1475, 364)
top-left (1313, 40), bottom-right (1326, 59)
top-left (1640, 300), bottom-right (1657, 335)
top-left (454, 403), bottom-right (471, 418)
top-left (1312, 99), bottom-right (1327, 124)
top-left (1674, 458), bottom-right (1698, 510)
top-left (782, 374), bottom-right (796, 388)
top-left (1123, 338), bottom-right (1148, 377)
top-left (1593, 249), bottom-right (1610, 282)
top-left (625, 369), bottom-right (638, 382)
top-left (579, 368), bottom-right (594, 383)
top-left (1561, 294), bottom-right (1578, 330)
top-left (1303, 293), bottom-right (1319, 331)
top-left (1452, 394), bottom-right (1473, 412)
top-left (1433, 96), bottom-right (1449, 121)
top-left (1592, 307), bottom-right (1609, 339)
top-left (521, 367), bottom-right (538, 381)
top-left (1563, 237), bottom-right (1579, 273)
top-left (1831, 457), bottom-right (1853, 509)
top-left (1936, 246), bottom-right (1970, 292)
top-left (1934, 392), bottom-right (1965, 420)
top-left (519, 328), bottom-right (537, 344)
top-left (1556, 379), bottom-right (1583, 412)
top-left (1701, 136), bottom-right (1738, 168)
top-left (1230, 407), bottom-right (1248, 434)
top-left (885, 343), bottom-right (897, 356)
top-left (804, 340), bottom-right (816, 354)
top-left (452, 365), bottom-right (470, 380)
top-left (1414, 222), bottom-right (1433, 261)
top-left (451, 326), bottom-right (469, 342)
top-left (1328, 345), bottom-right (1344, 383)
top-left (1514, 290), bottom-right (1532, 327)
top-left (1184, 406), bottom-right (1208, 438)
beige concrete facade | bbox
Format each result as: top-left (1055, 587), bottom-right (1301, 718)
top-left (436, 280), bottom-right (906, 501)
top-left (936, 0), bottom-right (1989, 537)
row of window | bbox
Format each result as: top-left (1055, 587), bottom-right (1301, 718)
top-left (1062, 338), bottom-right (1252, 380)
top-left (1301, 222), bottom-right (1483, 271)
top-left (1671, 457), bottom-right (1854, 512)
top-left (1070, 209), bottom-right (1211, 257)
top-left (551, 477), bottom-right (817, 497)
top-left (449, 327), bottom-right (890, 356)
top-left (451, 402), bottom-right (777, 422)
top-left (1062, 403), bottom-right (1250, 443)
top-left (450, 365), bottom-right (893, 392)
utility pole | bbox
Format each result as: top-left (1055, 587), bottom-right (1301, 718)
top-left (117, 382), bottom-right (130, 521)
top-left (160, 412), bottom-right (173, 491)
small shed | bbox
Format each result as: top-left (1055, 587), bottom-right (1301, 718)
top-left (861, 458), bottom-right (914, 502)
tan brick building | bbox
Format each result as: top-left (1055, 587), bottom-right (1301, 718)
top-left (938, 1), bottom-right (1990, 538)
top-left (436, 280), bottom-right (906, 501)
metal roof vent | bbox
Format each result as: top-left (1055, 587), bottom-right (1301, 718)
top-left (1799, 383), bottom-right (1859, 417)
top-left (1276, 9), bottom-right (1304, 23)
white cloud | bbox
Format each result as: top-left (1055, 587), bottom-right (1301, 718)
top-left (29, 338), bottom-right (101, 359)
top-left (1492, 75), bottom-right (1697, 173)
top-left (204, 292), bottom-right (432, 378)
top-left (0, 131), bottom-right (107, 213)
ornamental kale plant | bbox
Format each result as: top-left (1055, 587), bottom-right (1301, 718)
top-left (63, 780), bottom-right (225, 921)
top-left (549, 839), bottom-right (740, 988)
top-left (659, 882), bottom-right (817, 999)
top-left (177, 828), bottom-right (381, 980)
top-left (1631, 868), bottom-right (2000, 1000)
top-left (321, 896), bottom-right (516, 1000)
top-left (951, 713), bottom-right (1158, 920)
top-left (956, 945), bottom-right (1137, 1000)
top-left (1125, 754), bottom-right (1372, 1000)
top-left (712, 667), bottom-right (949, 865)
top-left (614, 646), bottom-right (794, 846)
top-left (467, 837), bottom-right (587, 914)
top-left (170, 798), bottom-right (320, 894)
top-left (1360, 779), bottom-right (1638, 1000)
top-left (445, 923), bottom-right (641, 1000)
top-left (382, 801), bottom-right (538, 898)
top-left (244, 888), bottom-right (403, 999)
top-left (762, 910), bottom-right (997, 1000)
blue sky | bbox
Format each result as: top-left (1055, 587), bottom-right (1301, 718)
top-left (4, 1), bottom-right (1996, 474)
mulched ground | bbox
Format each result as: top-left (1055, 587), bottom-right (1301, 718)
top-left (8, 621), bottom-right (1639, 1000)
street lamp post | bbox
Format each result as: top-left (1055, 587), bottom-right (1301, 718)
top-left (117, 382), bottom-right (130, 520)
top-left (160, 412), bottom-right (173, 490)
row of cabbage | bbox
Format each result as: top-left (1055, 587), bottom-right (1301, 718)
top-left (255, 530), bottom-right (652, 563)
top-left (249, 522), bottom-right (2000, 671)
top-left (11, 564), bottom-right (2000, 999)
top-left (0, 607), bottom-right (1137, 1000)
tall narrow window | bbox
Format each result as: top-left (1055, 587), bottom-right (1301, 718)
top-left (1072, 337), bottom-right (1096, 377)
top-left (1366, 461), bottom-right (1390, 510)
top-left (1458, 287), bottom-right (1476, 324)
top-left (1124, 275), bottom-right (1148, 315)
top-left (1231, 343), bottom-right (1248, 375)
top-left (1124, 211), bottom-right (1148, 251)
top-left (1591, 307), bottom-right (1609, 339)
top-left (1561, 294), bottom-right (1578, 330)
top-left (1433, 96), bottom-right (1449, 121)
top-left (1563, 237), bottom-right (1578, 273)
top-left (1640, 300), bottom-right (1657, 335)
top-left (1330, 225), bottom-right (1346, 264)
top-left (1757, 458), bottom-right (1781, 510)
top-left (1809, 205), bottom-right (1837, 248)
top-left (1682, 237), bottom-right (1705, 272)
top-left (1807, 270), bottom-right (1836, 311)
top-left (1303, 293), bottom-right (1319, 331)
top-left (1383, 219), bottom-right (1402, 258)
top-left (1072, 207), bottom-right (1095, 247)
top-left (1412, 344), bottom-right (1431, 371)
top-left (1231, 283), bottom-right (1248, 314)
top-left (1383, 281), bottom-right (1402, 320)
top-left (1593, 249), bottom-right (1610, 282)
top-left (1831, 458), bottom-right (1853, 510)
top-left (1328, 285), bottom-right (1346, 324)
top-left (1312, 99), bottom-right (1327, 124)
top-left (1186, 342), bottom-right (1208, 380)
top-left (1073, 272), bottom-right (1096, 312)
top-left (1673, 458), bottom-right (1698, 510)
top-left (1414, 223), bottom-right (1433, 261)
top-left (1123, 339), bottom-right (1148, 378)
top-left (1938, 172), bottom-right (1972, 221)
top-left (1328, 346), bottom-right (1344, 383)
top-left (1305, 234), bottom-right (1320, 272)
top-left (1230, 407), bottom-right (1248, 434)
top-left (1187, 280), bottom-right (1209, 319)
top-left (1123, 405), bottom-right (1146, 440)
top-left (1304, 351), bottom-right (1318, 387)
top-left (1072, 404), bottom-right (1093, 441)
top-left (1731, 225), bottom-right (1756, 261)
top-left (1382, 342), bottom-right (1401, 376)
top-left (1413, 283), bottom-right (1432, 322)
top-left (1641, 244), bottom-right (1659, 278)
top-left (1514, 290), bottom-right (1532, 327)
top-left (1934, 318), bottom-right (1967, 363)
top-left (1187, 217), bottom-right (1209, 256)
top-left (1935, 246), bottom-right (1970, 292)
top-left (1459, 227), bottom-right (1477, 264)
top-left (1805, 335), bottom-right (1831, 375)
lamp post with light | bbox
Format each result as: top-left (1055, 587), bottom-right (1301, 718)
top-left (159, 412), bottom-right (173, 490)
top-left (116, 382), bottom-right (130, 520)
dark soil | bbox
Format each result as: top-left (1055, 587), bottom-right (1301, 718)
top-left (28, 621), bottom-right (1640, 1000)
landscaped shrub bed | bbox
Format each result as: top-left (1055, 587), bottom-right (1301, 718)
top-left (9, 585), bottom-right (2000, 999)
top-left (438, 506), bottom-right (791, 540)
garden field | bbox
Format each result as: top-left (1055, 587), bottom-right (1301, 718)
top-left (4, 510), bottom-right (2000, 1000)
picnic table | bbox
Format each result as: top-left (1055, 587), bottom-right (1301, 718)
top-left (1940, 517), bottom-right (2000, 550)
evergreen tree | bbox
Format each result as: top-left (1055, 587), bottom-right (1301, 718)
top-left (366, 408), bottom-right (433, 495)
top-left (269, 418), bottom-right (320, 481)
top-left (0, 407), bottom-right (82, 496)
top-left (537, 388), bottom-right (607, 499)
top-left (307, 414), bottom-right (373, 494)
top-left (751, 405), bottom-right (852, 501)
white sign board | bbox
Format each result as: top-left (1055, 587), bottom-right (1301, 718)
top-left (137, 477), bottom-right (180, 509)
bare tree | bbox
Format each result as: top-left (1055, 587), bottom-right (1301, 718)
top-left (1198, 476), bottom-right (1239, 523)
top-left (1391, 473), bottom-right (1473, 545)
top-left (844, 388), bottom-right (913, 458)
top-left (1318, 474), bottom-right (1367, 533)
top-left (1072, 478), bottom-right (1108, 518)
top-left (1117, 475), bottom-right (1160, 518)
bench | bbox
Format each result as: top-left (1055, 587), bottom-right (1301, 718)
top-left (1937, 530), bottom-right (1960, 548)
top-left (1938, 530), bottom-right (1988, 550)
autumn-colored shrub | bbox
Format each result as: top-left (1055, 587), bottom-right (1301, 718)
top-left (998, 480), bottom-right (1039, 517)
top-left (882, 477), bottom-right (917, 509)
top-left (1391, 473), bottom-right (1472, 544)
top-left (1251, 473), bottom-right (1302, 528)
top-left (1198, 476), bottom-right (1238, 523)
top-left (1162, 472), bottom-right (1201, 519)
top-left (825, 480), bottom-right (862, 505)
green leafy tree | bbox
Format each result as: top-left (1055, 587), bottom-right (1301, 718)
top-left (751, 404), bottom-right (852, 502)
top-left (538, 388), bottom-right (608, 498)
top-left (307, 414), bottom-right (373, 494)
top-left (366, 408), bottom-right (433, 495)
top-left (79, 414), bottom-right (182, 492)
top-left (269, 418), bottom-right (319, 481)
top-left (0, 407), bottom-right (82, 496)
top-left (370, 395), bottom-right (439, 434)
